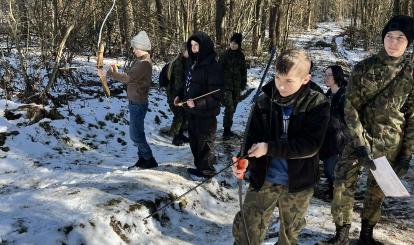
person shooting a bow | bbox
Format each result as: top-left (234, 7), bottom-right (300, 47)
top-left (97, 31), bottom-right (158, 170)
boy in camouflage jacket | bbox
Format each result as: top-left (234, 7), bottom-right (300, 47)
top-left (320, 15), bottom-right (414, 245)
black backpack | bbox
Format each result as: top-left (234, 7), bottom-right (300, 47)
top-left (159, 62), bottom-right (171, 88)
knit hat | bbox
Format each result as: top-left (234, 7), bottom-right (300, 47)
top-left (131, 31), bottom-right (151, 51)
top-left (230, 33), bottom-right (243, 46)
top-left (382, 15), bottom-right (414, 46)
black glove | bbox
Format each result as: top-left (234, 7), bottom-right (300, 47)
top-left (394, 154), bottom-right (412, 177)
top-left (355, 146), bottom-right (376, 170)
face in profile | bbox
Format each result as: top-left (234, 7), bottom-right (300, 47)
top-left (324, 68), bottom-right (335, 88)
top-left (384, 30), bottom-right (408, 58)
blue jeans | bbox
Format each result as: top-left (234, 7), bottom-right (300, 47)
top-left (322, 154), bottom-right (339, 183)
top-left (129, 101), bottom-right (153, 160)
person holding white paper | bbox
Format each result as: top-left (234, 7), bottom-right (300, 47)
top-left (319, 15), bottom-right (414, 245)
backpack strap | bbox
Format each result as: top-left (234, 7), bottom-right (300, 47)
top-left (167, 55), bottom-right (180, 81)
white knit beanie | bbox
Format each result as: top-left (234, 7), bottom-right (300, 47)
top-left (130, 31), bottom-right (151, 51)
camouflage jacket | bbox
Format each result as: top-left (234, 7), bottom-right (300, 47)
top-left (167, 56), bottom-right (189, 103)
top-left (345, 49), bottom-right (414, 160)
top-left (219, 49), bottom-right (247, 93)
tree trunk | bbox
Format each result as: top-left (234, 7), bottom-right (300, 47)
top-left (402, 0), bottom-right (410, 15)
top-left (305, 0), bottom-right (312, 31)
top-left (120, 0), bottom-right (134, 53)
top-left (275, 0), bottom-right (282, 48)
top-left (251, 0), bottom-right (262, 55)
top-left (269, 2), bottom-right (277, 50)
top-left (259, 0), bottom-right (268, 53)
top-left (215, 0), bottom-right (226, 47)
top-left (181, 0), bottom-right (188, 41)
top-left (155, 0), bottom-right (167, 56)
top-left (229, 0), bottom-right (235, 31)
top-left (6, 0), bottom-right (32, 95)
top-left (43, 24), bottom-right (75, 99)
top-left (17, 0), bottom-right (29, 49)
top-left (193, 0), bottom-right (199, 32)
top-left (393, 0), bottom-right (401, 15)
top-left (282, 0), bottom-right (294, 51)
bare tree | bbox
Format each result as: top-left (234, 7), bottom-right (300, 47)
top-left (393, 0), bottom-right (401, 15)
top-left (120, 0), bottom-right (135, 53)
top-left (215, 0), bottom-right (226, 47)
top-left (251, 0), bottom-right (262, 55)
top-left (155, 0), bottom-right (167, 57)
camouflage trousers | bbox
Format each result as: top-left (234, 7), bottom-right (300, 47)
top-left (223, 91), bottom-right (240, 131)
top-left (168, 100), bottom-right (187, 137)
top-left (233, 182), bottom-right (314, 245)
top-left (331, 144), bottom-right (386, 226)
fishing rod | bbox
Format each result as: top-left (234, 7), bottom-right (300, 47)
top-left (143, 154), bottom-right (248, 221)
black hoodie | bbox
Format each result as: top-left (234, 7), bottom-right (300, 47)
top-left (180, 32), bottom-right (224, 117)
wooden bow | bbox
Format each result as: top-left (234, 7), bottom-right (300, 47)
top-left (96, 0), bottom-right (116, 97)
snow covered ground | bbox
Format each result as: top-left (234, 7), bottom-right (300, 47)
top-left (0, 22), bottom-right (413, 245)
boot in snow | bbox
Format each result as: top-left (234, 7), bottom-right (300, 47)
top-left (140, 157), bottom-right (158, 169)
top-left (127, 158), bottom-right (144, 170)
top-left (357, 220), bottom-right (384, 245)
top-left (317, 223), bottom-right (350, 245)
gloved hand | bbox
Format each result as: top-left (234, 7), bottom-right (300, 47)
top-left (394, 154), bottom-right (412, 177)
top-left (355, 146), bottom-right (376, 170)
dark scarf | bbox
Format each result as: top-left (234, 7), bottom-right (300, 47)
top-left (272, 83), bottom-right (310, 107)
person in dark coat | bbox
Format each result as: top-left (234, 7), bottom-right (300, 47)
top-left (232, 49), bottom-right (330, 245)
top-left (167, 43), bottom-right (190, 146)
top-left (174, 32), bottom-right (224, 178)
top-left (319, 65), bottom-right (348, 199)
top-left (219, 33), bottom-right (247, 139)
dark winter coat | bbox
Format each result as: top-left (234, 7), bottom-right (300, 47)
top-left (243, 81), bottom-right (330, 193)
top-left (180, 32), bottom-right (224, 117)
top-left (309, 81), bottom-right (324, 94)
top-left (319, 87), bottom-right (347, 159)
top-left (219, 49), bottom-right (247, 93)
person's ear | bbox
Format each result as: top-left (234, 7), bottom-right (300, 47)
top-left (302, 74), bottom-right (311, 84)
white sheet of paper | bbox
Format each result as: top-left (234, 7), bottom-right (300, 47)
top-left (371, 156), bottom-right (410, 197)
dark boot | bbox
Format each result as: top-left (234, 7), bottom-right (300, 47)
top-left (358, 220), bottom-right (384, 245)
top-left (172, 135), bottom-right (185, 146)
top-left (318, 223), bottom-right (350, 245)
top-left (325, 181), bottom-right (334, 200)
top-left (140, 157), bottom-right (158, 169)
top-left (127, 158), bottom-right (144, 170)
